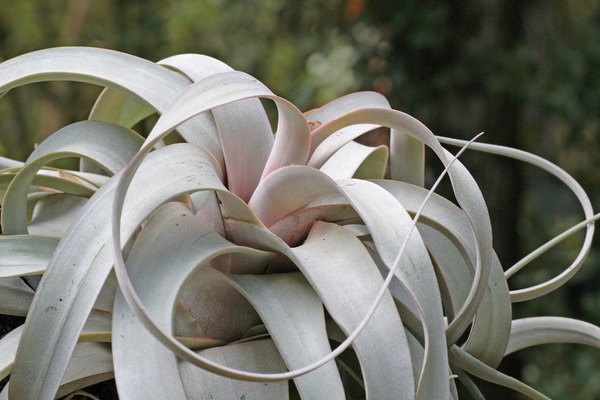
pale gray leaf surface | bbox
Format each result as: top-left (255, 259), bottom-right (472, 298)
top-left (437, 136), bottom-right (594, 302)
top-left (0, 325), bottom-right (23, 381)
top-left (9, 144), bottom-right (233, 400)
top-left (306, 108), bottom-right (493, 351)
top-left (449, 345), bottom-right (550, 400)
top-left (226, 271), bottom-right (346, 400)
top-left (55, 342), bottom-right (114, 399)
top-left (179, 340), bottom-right (289, 399)
top-left (89, 88), bottom-right (156, 129)
top-left (27, 194), bottom-right (88, 237)
top-left (0, 47), bottom-right (223, 168)
top-left (159, 54), bottom-right (275, 202)
top-left (390, 126), bottom-right (425, 186)
top-left (0, 235), bottom-right (58, 278)
top-left (0, 341), bottom-right (113, 400)
top-left (0, 278), bottom-right (34, 316)
top-left (113, 202), bottom-right (272, 399)
top-left (338, 179), bottom-right (449, 399)
top-left (3, 121), bottom-right (144, 235)
top-left (286, 222), bottom-right (415, 399)
top-left (320, 141), bottom-right (388, 180)
top-left (505, 317), bottom-right (600, 356)
top-left (140, 70), bottom-right (308, 180)
top-left (25, 120), bottom-right (144, 174)
top-left (246, 165), bottom-right (448, 398)
top-left (307, 91), bottom-right (391, 154)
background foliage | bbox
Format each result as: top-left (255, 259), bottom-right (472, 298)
top-left (0, 1), bottom-right (599, 398)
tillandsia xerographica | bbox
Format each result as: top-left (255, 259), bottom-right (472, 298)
top-left (0, 47), bottom-right (598, 399)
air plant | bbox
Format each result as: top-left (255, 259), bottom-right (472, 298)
top-left (0, 47), bottom-right (598, 399)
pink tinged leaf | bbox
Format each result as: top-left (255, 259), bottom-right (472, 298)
top-left (259, 97), bottom-right (310, 179)
top-left (213, 101), bottom-right (274, 201)
top-left (248, 165), bottom-right (340, 228)
top-left (319, 140), bottom-right (388, 180)
top-left (143, 70), bottom-right (309, 183)
top-left (306, 91), bottom-right (391, 154)
top-left (160, 54), bottom-right (274, 201)
top-left (268, 203), bottom-right (359, 246)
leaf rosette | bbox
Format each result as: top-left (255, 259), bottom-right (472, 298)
top-left (0, 47), bottom-right (597, 399)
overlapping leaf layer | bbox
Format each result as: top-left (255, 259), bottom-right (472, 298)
top-left (0, 48), bottom-right (598, 399)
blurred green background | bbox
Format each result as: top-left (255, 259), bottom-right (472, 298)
top-left (1, 1), bottom-right (600, 398)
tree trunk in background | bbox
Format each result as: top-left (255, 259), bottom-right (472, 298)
top-left (365, 1), bottom-right (527, 397)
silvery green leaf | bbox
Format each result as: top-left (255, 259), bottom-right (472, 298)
top-left (179, 340), bottom-right (289, 399)
top-left (0, 278), bottom-right (34, 316)
top-left (0, 235), bottom-right (58, 278)
top-left (0, 47), bottom-right (223, 168)
top-left (2, 120), bottom-right (144, 235)
top-left (505, 317), bottom-right (600, 355)
top-left (112, 202), bottom-right (271, 399)
top-left (226, 271), bottom-right (346, 400)
top-left (437, 136), bottom-right (594, 302)
top-left (0, 324), bottom-right (23, 381)
top-left (320, 140), bottom-right (388, 180)
top-left (9, 143), bottom-right (232, 399)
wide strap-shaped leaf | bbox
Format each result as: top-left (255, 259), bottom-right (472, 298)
top-left (1, 308), bottom-right (110, 383)
top-left (112, 203), bottom-right (414, 393)
top-left (460, 252), bottom-right (511, 367)
top-left (0, 169), bottom-right (97, 200)
top-left (112, 202), bottom-right (272, 399)
top-left (248, 165), bottom-right (343, 228)
top-left (1, 342), bottom-right (113, 400)
top-left (114, 200), bottom-right (345, 399)
top-left (179, 340), bottom-right (289, 399)
top-left (8, 144), bottom-right (239, 399)
top-left (338, 180), bottom-right (449, 399)
top-left (0, 278), bottom-right (34, 316)
top-left (449, 345), bottom-right (550, 400)
top-left (307, 91), bottom-right (390, 154)
top-left (160, 54), bottom-right (275, 202)
top-left (290, 222), bottom-right (415, 399)
top-left (320, 141), bottom-right (388, 180)
top-left (505, 317), bottom-right (600, 355)
top-left (437, 137), bottom-right (595, 303)
top-left (0, 235), bottom-right (58, 278)
top-left (221, 219), bottom-right (416, 398)
top-left (0, 157), bottom-right (23, 170)
top-left (389, 126), bottom-right (425, 186)
top-left (0, 325), bottom-right (23, 381)
top-left (300, 108), bottom-right (493, 350)
top-left (226, 271), bottom-right (346, 400)
top-left (0, 47), bottom-right (223, 168)
top-left (2, 121), bottom-right (144, 235)
top-left (26, 194), bottom-right (89, 237)
top-left (375, 180), bottom-right (511, 367)
top-left (89, 88), bottom-right (156, 129)
top-left (143, 70), bottom-right (309, 180)
top-left (53, 342), bottom-right (114, 398)
top-left (25, 120), bottom-right (144, 173)
top-left (247, 165), bottom-right (447, 398)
